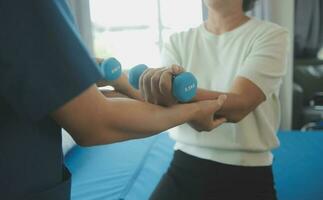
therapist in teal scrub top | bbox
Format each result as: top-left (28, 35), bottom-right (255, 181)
top-left (0, 0), bottom-right (226, 199)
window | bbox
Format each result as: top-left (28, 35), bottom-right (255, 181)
top-left (90, 0), bottom-right (202, 69)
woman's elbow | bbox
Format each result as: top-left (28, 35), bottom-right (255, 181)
top-left (227, 95), bottom-right (265, 123)
top-left (228, 113), bottom-right (247, 123)
top-left (228, 106), bottom-right (255, 123)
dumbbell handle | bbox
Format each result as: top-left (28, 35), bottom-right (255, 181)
top-left (97, 58), bottom-right (143, 100)
top-left (128, 64), bottom-right (197, 102)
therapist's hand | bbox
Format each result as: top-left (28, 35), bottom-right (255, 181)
top-left (139, 65), bottom-right (185, 106)
top-left (189, 95), bottom-right (227, 132)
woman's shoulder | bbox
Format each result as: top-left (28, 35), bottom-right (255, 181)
top-left (251, 18), bottom-right (288, 36)
top-left (167, 25), bottom-right (202, 45)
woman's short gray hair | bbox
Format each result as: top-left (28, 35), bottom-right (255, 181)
top-left (243, 0), bottom-right (259, 12)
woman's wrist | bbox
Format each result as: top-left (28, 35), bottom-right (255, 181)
top-left (172, 102), bottom-right (200, 122)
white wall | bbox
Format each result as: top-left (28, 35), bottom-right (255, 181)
top-left (68, 0), bottom-right (94, 54)
top-left (269, 0), bottom-right (295, 130)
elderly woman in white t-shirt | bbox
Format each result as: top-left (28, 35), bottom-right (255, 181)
top-left (139, 0), bottom-right (289, 199)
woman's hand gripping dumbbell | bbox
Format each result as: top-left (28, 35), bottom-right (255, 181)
top-left (128, 64), bottom-right (198, 106)
top-left (128, 64), bottom-right (227, 131)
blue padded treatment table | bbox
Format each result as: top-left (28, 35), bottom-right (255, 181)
top-left (65, 132), bottom-right (323, 200)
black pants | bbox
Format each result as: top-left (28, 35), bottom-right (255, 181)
top-left (150, 150), bottom-right (277, 200)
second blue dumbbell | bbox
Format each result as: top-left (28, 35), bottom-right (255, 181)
top-left (99, 57), bottom-right (122, 81)
top-left (128, 64), bottom-right (198, 102)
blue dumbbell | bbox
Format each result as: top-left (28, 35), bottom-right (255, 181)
top-left (128, 64), bottom-right (198, 102)
top-left (99, 57), bottom-right (122, 81)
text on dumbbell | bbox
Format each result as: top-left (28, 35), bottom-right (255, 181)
top-left (112, 66), bottom-right (120, 74)
top-left (184, 83), bottom-right (196, 92)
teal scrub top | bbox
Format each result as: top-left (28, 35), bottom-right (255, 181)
top-left (0, 0), bottom-right (102, 199)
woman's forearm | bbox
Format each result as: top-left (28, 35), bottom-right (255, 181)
top-left (114, 76), bottom-right (143, 100)
top-left (193, 88), bottom-right (254, 122)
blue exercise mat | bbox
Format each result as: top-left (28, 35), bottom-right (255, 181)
top-left (65, 131), bottom-right (323, 200)
top-left (272, 132), bottom-right (323, 200)
top-left (65, 133), bottom-right (175, 200)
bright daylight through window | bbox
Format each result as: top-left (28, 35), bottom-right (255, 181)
top-left (90, 0), bottom-right (202, 69)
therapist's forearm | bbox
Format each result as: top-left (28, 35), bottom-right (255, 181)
top-left (52, 85), bottom-right (200, 146)
top-left (95, 98), bottom-right (199, 144)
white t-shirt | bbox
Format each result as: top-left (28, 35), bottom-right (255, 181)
top-left (161, 18), bottom-right (289, 166)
